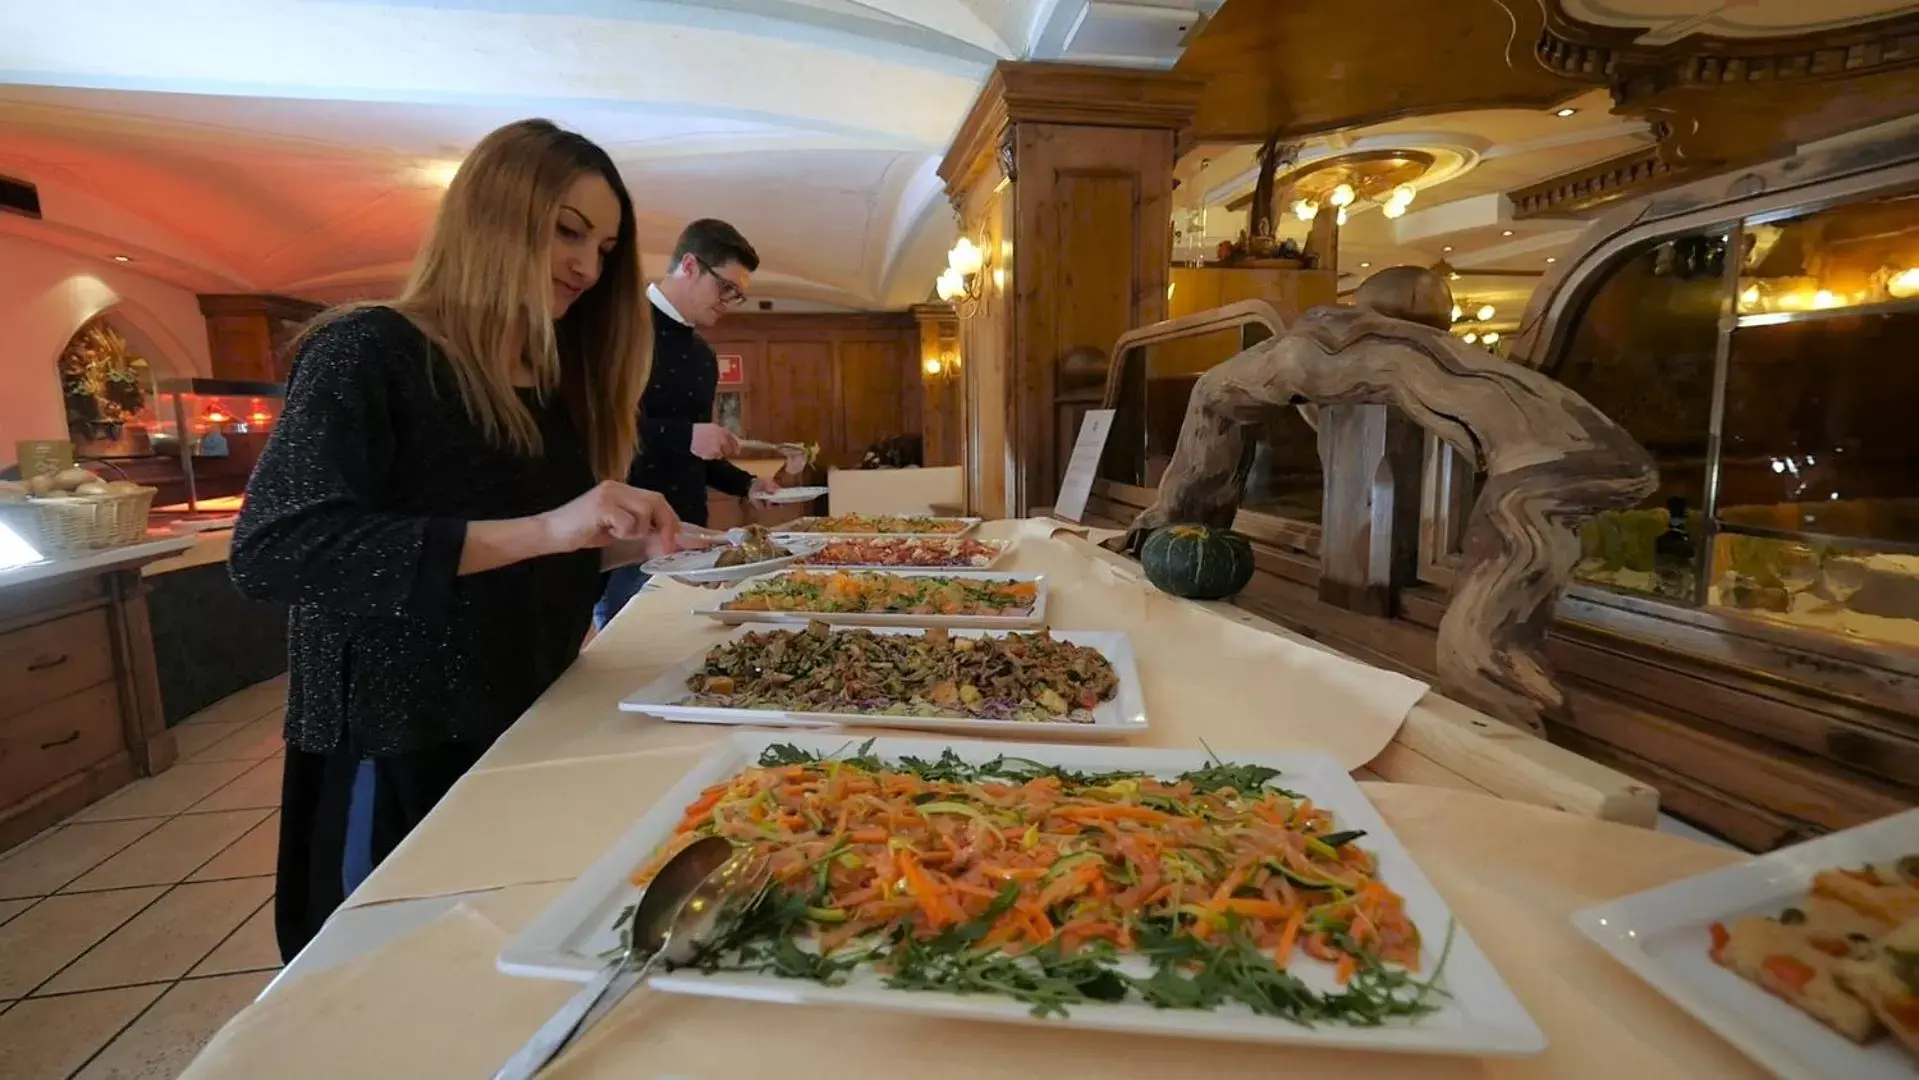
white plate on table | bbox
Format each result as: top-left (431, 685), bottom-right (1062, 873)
top-left (796, 536), bottom-right (1014, 570)
top-left (639, 537), bottom-right (827, 586)
top-left (694, 569), bottom-right (1048, 629)
top-left (1572, 807), bottom-right (1919, 1080)
top-left (748, 486), bottom-right (827, 505)
top-left (774, 515), bottom-right (981, 538)
top-left (620, 624), bottom-right (1143, 740)
top-left (499, 732), bottom-right (1544, 1056)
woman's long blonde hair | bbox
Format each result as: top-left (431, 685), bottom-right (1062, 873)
top-left (312, 119), bottom-right (648, 480)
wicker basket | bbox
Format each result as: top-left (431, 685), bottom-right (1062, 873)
top-left (0, 487), bottom-right (158, 556)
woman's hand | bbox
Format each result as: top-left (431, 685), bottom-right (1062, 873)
top-left (540, 482), bottom-right (682, 553)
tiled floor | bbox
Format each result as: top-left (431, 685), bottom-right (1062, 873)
top-left (0, 677), bottom-right (286, 1080)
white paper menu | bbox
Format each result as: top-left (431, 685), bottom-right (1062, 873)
top-left (1052, 409), bottom-right (1116, 522)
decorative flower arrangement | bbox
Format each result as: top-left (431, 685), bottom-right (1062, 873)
top-left (59, 319), bottom-right (151, 432)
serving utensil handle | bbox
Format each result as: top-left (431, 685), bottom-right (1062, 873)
top-left (489, 960), bottom-right (624, 1080)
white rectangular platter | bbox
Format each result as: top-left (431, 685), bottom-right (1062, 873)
top-left (619, 625), bottom-right (1144, 740)
top-left (694, 569), bottom-right (1049, 629)
top-left (499, 732), bottom-right (1547, 1057)
top-left (773, 515), bottom-right (981, 538)
top-left (1572, 807), bottom-right (1919, 1080)
top-left (795, 536), bottom-right (1014, 571)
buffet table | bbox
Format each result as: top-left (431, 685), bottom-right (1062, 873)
top-left (178, 521), bottom-right (1764, 1080)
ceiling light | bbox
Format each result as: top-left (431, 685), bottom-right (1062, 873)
top-left (411, 161), bottom-right (462, 188)
top-left (1545, 257), bottom-right (1557, 264)
top-left (1391, 184), bottom-right (1417, 207)
top-left (1501, 230), bottom-right (1514, 237)
top-left (1463, 332), bottom-right (1477, 344)
top-left (1329, 183), bottom-right (1356, 208)
top-left (1293, 199), bottom-right (1319, 222)
top-left (1482, 332), bottom-right (1500, 344)
top-left (1442, 245), bottom-right (1453, 252)
top-left (112, 255), bottom-right (131, 263)
top-left (1555, 107), bottom-right (1578, 118)
top-left (1358, 261), bottom-right (1371, 268)
top-left (1476, 304), bottom-right (1496, 321)
top-left (1450, 304), bottom-right (1464, 322)
top-left (1381, 201), bottom-right (1406, 219)
top-left (1335, 206), bottom-right (1348, 227)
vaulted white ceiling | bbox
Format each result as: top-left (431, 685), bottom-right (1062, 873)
top-left (0, 0), bottom-right (1186, 310)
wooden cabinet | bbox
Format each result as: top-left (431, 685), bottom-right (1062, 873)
top-left (198, 294), bottom-right (324, 383)
top-left (0, 554), bottom-right (179, 852)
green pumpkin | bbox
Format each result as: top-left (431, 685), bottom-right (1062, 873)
top-left (1139, 524), bottom-right (1255, 600)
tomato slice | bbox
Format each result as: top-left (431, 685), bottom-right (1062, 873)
top-left (1761, 954), bottom-right (1817, 992)
top-left (1708, 921), bottom-right (1730, 963)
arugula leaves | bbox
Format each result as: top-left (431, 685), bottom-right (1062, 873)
top-left (680, 883), bottom-right (1455, 1024)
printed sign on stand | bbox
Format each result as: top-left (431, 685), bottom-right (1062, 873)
top-left (1052, 409), bottom-right (1116, 523)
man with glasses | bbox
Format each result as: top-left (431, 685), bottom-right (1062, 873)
top-left (594, 218), bottom-right (779, 627)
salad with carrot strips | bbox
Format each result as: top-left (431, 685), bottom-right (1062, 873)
top-left (625, 741), bottom-right (1451, 1023)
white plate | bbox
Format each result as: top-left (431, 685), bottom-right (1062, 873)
top-left (749, 486), bottom-right (828, 505)
top-left (1572, 808), bottom-right (1919, 1080)
top-left (796, 536), bottom-right (1014, 570)
top-left (694, 569), bottom-right (1048, 629)
top-left (774, 516), bottom-right (981, 538)
top-left (639, 537), bottom-right (828, 585)
top-left (499, 733), bottom-right (1544, 1056)
top-left (620, 625), bottom-right (1144, 740)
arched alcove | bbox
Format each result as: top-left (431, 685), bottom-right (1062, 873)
top-left (55, 311), bottom-right (163, 457)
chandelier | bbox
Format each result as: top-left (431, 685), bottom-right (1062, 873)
top-left (1283, 150), bottom-right (1434, 226)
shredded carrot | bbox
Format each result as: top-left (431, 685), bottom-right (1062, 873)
top-left (643, 753), bottom-right (1423, 982)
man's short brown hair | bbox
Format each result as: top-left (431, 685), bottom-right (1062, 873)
top-left (670, 219), bottom-right (759, 273)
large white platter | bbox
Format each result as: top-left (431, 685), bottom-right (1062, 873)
top-left (694, 569), bottom-right (1049, 629)
top-left (620, 625), bottom-right (1143, 740)
top-left (774, 515), bottom-right (981, 538)
top-left (795, 536), bottom-right (1014, 571)
top-left (639, 536), bottom-right (828, 586)
top-left (1572, 807), bottom-right (1919, 1080)
top-left (498, 732), bottom-right (1546, 1057)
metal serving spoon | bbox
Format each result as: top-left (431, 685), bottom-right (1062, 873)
top-left (491, 836), bottom-right (739, 1080)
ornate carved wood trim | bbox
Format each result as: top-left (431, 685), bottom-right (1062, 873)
top-left (1509, 145), bottom-right (1696, 219)
top-left (938, 61), bottom-right (1205, 199)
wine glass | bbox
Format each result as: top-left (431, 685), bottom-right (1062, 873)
top-left (1821, 555), bottom-right (1869, 614)
top-left (1777, 546), bottom-right (1820, 614)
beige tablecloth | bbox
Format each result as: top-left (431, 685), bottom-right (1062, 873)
top-left (181, 785), bottom-right (1761, 1080)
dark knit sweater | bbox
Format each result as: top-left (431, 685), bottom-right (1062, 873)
top-left (625, 301), bottom-right (754, 526)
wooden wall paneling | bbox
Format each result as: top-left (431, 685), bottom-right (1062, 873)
top-left (913, 304), bottom-right (962, 467)
top-left (1012, 126), bottom-right (1177, 514)
top-left (961, 191), bottom-right (1014, 518)
top-left (762, 340), bottom-right (838, 462)
top-left (197, 294), bottom-right (322, 382)
top-left (836, 336), bottom-right (919, 465)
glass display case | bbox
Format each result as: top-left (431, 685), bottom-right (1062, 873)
top-left (148, 378), bottom-right (284, 517)
top-left (1531, 184), bottom-right (1919, 651)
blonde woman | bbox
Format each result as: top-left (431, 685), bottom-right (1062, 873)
top-left (230, 119), bottom-right (679, 959)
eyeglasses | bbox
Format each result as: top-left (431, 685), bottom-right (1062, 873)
top-left (695, 257), bottom-right (747, 306)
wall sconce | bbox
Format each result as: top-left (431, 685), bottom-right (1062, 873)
top-left (935, 234), bottom-right (991, 315)
top-left (922, 350), bottom-right (960, 380)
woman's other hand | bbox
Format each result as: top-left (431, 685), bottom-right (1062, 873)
top-left (541, 481), bottom-right (682, 553)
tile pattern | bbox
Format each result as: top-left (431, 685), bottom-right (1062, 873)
top-left (0, 676), bottom-right (287, 1080)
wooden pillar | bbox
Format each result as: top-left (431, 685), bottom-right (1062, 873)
top-left (1315, 404), bottom-right (1423, 616)
top-left (198, 294), bottom-right (324, 382)
top-left (938, 62), bottom-right (1204, 517)
top-left (910, 303), bottom-right (963, 467)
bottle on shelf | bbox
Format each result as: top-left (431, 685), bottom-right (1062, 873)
top-left (1653, 495), bottom-right (1696, 601)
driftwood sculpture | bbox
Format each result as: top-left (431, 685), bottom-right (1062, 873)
top-left (1120, 267), bottom-right (1658, 733)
